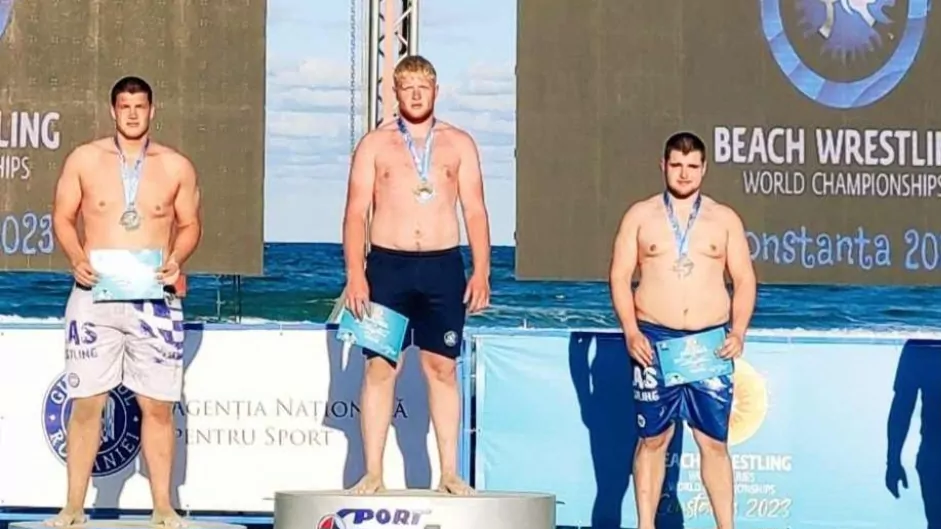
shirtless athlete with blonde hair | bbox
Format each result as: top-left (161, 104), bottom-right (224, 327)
top-left (609, 132), bottom-right (757, 529)
top-left (45, 75), bottom-right (201, 528)
top-left (342, 55), bottom-right (491, 495)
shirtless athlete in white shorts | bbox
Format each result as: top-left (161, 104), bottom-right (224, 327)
top-left (45, 76), bottom-right (202, 528)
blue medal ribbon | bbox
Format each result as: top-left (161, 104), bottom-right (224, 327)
top-left (663, 190), bottom-right (702, 264)
top-left (396, 117), bottom-right (436, 201)
top-left (115, 136), bottom-right (150, 227)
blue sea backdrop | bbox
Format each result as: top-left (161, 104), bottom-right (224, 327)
top-left (1, 242), bottom-right (940, 332)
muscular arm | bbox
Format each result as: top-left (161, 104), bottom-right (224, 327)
top-left (609, 206), bottom-right (643, 336)
top-left (342, 134), bottom-right (377, 278)
top-left (52, 148), bottom-right (87, 266)
top-left (456, 133), bottom-right (491, 276)
top-left (170, 156), bottom-right (202, 265)
top-left (725, 209), bottom-right (757, 337)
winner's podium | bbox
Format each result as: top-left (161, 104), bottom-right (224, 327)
top-left (274, 489), bottom-right (556, 529)
top-left (12, 521), bottom-right (246, 529)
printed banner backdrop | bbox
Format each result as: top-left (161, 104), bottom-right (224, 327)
top-left (0, 0), bottom-right (266, 275)
top-left (516, 0), bottom-right (941, 284)
top-left (473, 330), bottom-right (935, 529)
top-left (0, 326), bottom-right (465, 511)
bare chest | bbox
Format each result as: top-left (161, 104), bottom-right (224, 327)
top-left (375, 141), bottom-right (459, 189)
top-left (638, 214), bottom-right (727, 260)
top-left (81, 164), bottom-right (178, 217)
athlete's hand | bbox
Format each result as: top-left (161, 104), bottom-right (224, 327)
top-left (464, 272), bottom-right (491, 314)
top-left (157, 256), bottom-right (181, 286)
top-left (885, 460), bottom-right (908, 498)
top-left (718, 332), bottom-right (745, 359)
top-left (626, 331), bottom-right (654, 368)
top-left (344, 274), bottom-right (370, 320)
top-left (72, 259), bottom-right (98, 288)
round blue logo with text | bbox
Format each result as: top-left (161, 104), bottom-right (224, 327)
top-left (761, 0), bottom-right (928, 109)
top-left (42, 375), bottom-right (143, 477)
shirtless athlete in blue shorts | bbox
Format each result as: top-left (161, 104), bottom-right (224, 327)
top-left (609, 132), bottom-right (757, 529)
top-left (341, 55), bottom-right (492, 495)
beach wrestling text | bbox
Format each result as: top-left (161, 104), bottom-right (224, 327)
top-left (0, 111), bottom-right (61, 181)
top-left (713, 126), bottom-right (941, 198)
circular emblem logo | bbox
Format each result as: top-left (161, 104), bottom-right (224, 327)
top-left (761, 0), bottom-right (928, 109)
top-left (443, 331), bottom-right (458, 348)
top-left (317, 515), bottom-right (347, 529)
top-left (42, 374), bottom-right (143, 477)
top-left (0, 0), bottom-right (14, 41)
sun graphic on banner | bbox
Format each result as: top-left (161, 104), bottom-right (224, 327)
top-left (728, 359), bottom-right (769, 446)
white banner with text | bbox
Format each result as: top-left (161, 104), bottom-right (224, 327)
top-left (0, 326), bottom-right (441, 511)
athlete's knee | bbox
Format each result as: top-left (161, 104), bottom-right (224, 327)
top-left (69, 394), bottom-right (109, 424)
top-left (637, 425), bottom-right (675, 452)
top-left (137, 396), bottom-right (174, 426)
top-left (420, 351), bottom-right (456, 384)
top-left (365, 356), bottom-right (398, 385)
top-left (692, 428), bottom-right (728, 457)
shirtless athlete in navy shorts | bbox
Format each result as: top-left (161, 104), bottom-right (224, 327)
top-left (609, 132), bottom-right (757, 529)
top-left (341, 55), bottom-right (492, 495)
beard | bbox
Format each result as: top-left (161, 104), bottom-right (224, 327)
top-left (666, 184), bottom-right (700, 200)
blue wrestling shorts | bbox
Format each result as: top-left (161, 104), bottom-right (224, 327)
top-left (364, 245), bottom-right (467, 360)
top-left (631, 320), bottom-right (734, 442)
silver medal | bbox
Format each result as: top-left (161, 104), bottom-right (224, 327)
top-left (115, 136), bottom-right (150, 231)
top-left (120, 209), bottom-right (141, 230)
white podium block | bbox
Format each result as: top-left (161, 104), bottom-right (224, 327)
top-left (274, 489), bottom-right (556, 529)
top-left (12, 520), bottom-right (246, 529)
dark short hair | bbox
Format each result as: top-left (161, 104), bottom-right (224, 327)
top-left (663, 131), bottom-right (706, 161)
top-left (110, 76), bottom-right (153, 106)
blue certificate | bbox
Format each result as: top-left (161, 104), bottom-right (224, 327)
top-left (89, 249), bottom-right (165, 302)
top-left (336, 302), bottom-right (410, 364)
top-left (655, 327), bottom-right (734, 387)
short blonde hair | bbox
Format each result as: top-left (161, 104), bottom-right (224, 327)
top-left (394, 55), bottom-right (437, 86)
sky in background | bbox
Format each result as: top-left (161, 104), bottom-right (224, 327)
top-left (264, 0), bottom-right (517, 246)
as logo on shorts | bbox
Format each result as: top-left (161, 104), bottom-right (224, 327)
top-left (42, 374), bottom-right (143, 477)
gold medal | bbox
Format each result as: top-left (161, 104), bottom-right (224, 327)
top-left (414, 182), bottom-right (435, 203)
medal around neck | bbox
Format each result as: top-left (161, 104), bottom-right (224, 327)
top-left (663, 191), bottom-right (702, 279)
top-left (397, 116), bottom-right (436, 204)
top-left (672, 255), bottom-right (694, 277)
top-left (115, 136), bottom-right (150, 231)
top-left (119, 209), bottom-right (141, 231)
top-left (414, 182), bottom-right (435, 203)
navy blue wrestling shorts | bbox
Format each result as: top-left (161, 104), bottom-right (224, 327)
top-left (631, 320), bottom-right (734, 442)
top-left (364, 245), bottom-right (467, 360)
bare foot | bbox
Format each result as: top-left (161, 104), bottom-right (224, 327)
top-left (436, 474), bottom-right (475, 496)
top-left (348, 473), bottom-right (385, 494)
top-left (151, 509), bottom-right (187, 528)
top-left (42, 509), bottom-right (87, 528)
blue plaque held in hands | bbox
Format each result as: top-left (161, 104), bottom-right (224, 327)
top-left (89, 249), bottom-right (165, 302)
top-left (655, 327), bottom-right (734, 387)
top-left (337, 302), bottom-right (410, 364)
